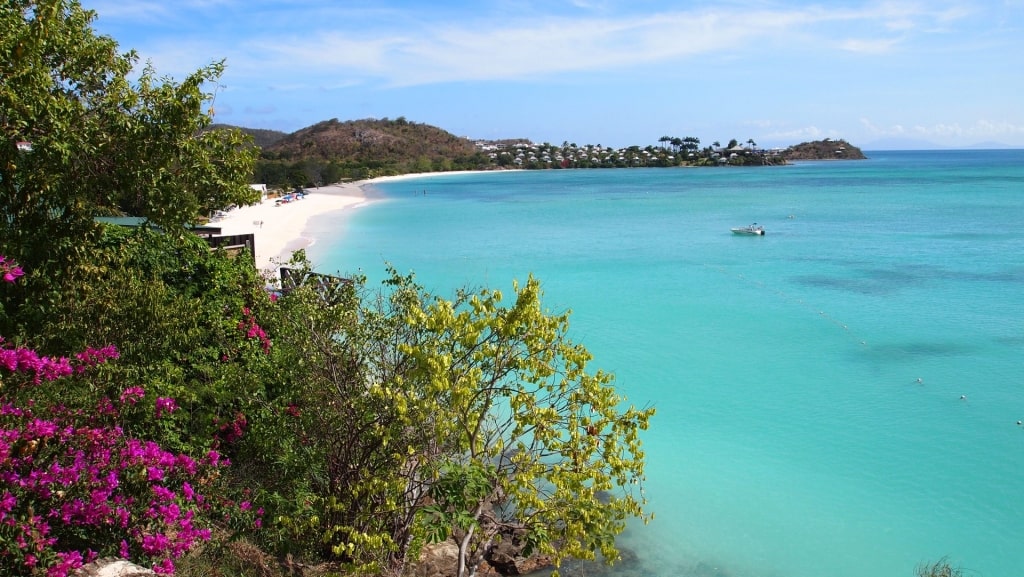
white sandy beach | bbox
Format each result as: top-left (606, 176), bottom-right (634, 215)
top-left (213, 172), bottom-right (472, 274)
top-left (213, 181), bottom-right (370, 274)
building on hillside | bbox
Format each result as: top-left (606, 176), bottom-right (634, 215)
top-left (95, 216), bottom-right (255, 265)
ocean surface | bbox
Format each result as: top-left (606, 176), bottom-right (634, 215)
top-left (307, 150), bottom-right (1024, 577)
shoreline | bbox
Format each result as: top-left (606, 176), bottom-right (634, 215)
top-left (212, 181), bottom-right (369, 274)
top-left (213, 170), bottom-right (507, 275)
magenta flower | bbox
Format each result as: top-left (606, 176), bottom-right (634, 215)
top-left (154, 397), bottom-right (177, 418)
top-left (0, 256), bottom-right (25, 283)
top-left (119, 387), bottom-right (145, 405)
top-left (0, 339), bottom-right (229, 575)
top-left (2, 267), bottom-right (24, 283)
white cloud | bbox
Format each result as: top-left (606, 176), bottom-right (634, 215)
top-left (839, 37), bottom-right (903, 53)
top-left (913, 123), bottom-right (964, 137)
top-left (78, 0), bottom-right (1022, 143)
top-left (764, 125), bottom-right (824, 140)
top-left (191, 3), bottom-right (979, 86)
top-left (861, 117), bottom-right (1024, 142)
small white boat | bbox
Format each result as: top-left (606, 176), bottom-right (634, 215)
top-left (731, 223), bottom-right (765, 236)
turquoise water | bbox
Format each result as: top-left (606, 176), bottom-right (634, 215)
top-left (307, 151), bottom-right (1024, 577)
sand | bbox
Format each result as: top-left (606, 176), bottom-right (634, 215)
top-left (212, 181), bottom-right (371, 274)
top-left (212, 171), bottom-right (511, 275)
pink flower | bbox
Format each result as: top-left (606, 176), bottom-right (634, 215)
top-left (153, 558), bottom-right (175, 575)
top-left (47, 550), bottom-right (84, 577)
top-left (0, 338), bottom-right (230, 574)
top-left (205, 450), bottom-right (221, 466)
top-left (154, 398), bottom-right (177, 418)
top-left (2, 267), bottom-right (24, 283)
top-left (119, 387), bottom-right (145, 405)
top-left (0, 256), bottom-right (25, 283)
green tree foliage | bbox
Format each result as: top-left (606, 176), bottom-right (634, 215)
top-left (0, 0), bottom-right (259, 338)
top-left (404, 275), bottom-right (654, 577)
top-left (1, 5), bottom-right (275, 562)
top-left (246, 261), bottom-right (654, 576)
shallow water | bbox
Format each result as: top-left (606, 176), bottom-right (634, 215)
top-left (308, 150), bottom-right (1024, 577)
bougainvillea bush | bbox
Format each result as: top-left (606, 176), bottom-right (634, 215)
top-left (0, 258), bottom-right (232, 576)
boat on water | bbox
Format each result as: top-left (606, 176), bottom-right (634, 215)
top-left (731, 223), bottom-right (765, 236)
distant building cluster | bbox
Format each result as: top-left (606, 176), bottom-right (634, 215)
top-left (472, 138), bottom-right (785, 168)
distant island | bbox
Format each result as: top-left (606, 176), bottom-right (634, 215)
top-left (782, 139), bottom-right (867, 160)
top-left (211, 118), bottom-right (865, 189)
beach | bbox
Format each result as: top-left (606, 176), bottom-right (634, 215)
top-left (211, 180), bottom-right (373, 273)
top-left (213, 171), bottom-right (509, 274)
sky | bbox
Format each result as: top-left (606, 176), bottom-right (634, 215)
top-left (80, 0), bottom-right (1024, 150)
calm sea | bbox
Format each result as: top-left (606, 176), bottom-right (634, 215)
top-left (307, 150), bottom-right (1024, 577)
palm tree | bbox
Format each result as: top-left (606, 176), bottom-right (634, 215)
top-left (747, 138), bottom-right (757, 151)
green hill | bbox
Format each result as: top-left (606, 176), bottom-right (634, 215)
top-left (212, 118), bottom-right (866, 188)
top-left (230, 117), bottom-right (491, 186)
top-left (260, 117), bottom-right (477, 163)
top-left (209, 124), bottom-right (288, 148)
top-left (782, 139), bottom-right (866, 160)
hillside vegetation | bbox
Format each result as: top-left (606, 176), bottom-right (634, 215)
top-left (783, 138), bottom-right (866, 160)
top-left (227, 117), bottom-right (492, 186)
top-left (211, 124), bottom-right (288, 148)
top-left (226, 119), bottom-right (865, 188)
top-left (263, 117), bottom-right (476, 162)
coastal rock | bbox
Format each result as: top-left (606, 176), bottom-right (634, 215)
top-left (415, 542), bottom-right (462, 577)
top-left (480, 528), bottom-right (553, 575)
top-left (73, 558), bottom-right (155, 577)
top-left (415, 529), bottom-right (555, 577)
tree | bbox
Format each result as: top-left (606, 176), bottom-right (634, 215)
top-left (682, 136), bottom-right (700, 156)
top-left (405, 275), bottom-right (655, 577)
top-left (1, 0), bottom-right (259, 334)
top-left (249, 263), bottom-right (654, 577)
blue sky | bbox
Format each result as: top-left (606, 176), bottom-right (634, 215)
top-left (81, 0), bottom-right (1023, 149)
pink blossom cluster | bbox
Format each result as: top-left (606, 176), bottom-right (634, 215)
top-left (0, 341), bottom-right (120, 384)
top-left (237, 307), bottom-right (271, 354)
top-left (1, 363), bottom-right (224, 575)
top-left (213, 412), bottom-right (247, 446)
top-left (0, 256), bottom-right (24, 283)
top-left (0, 257), bottom-right (226, 575)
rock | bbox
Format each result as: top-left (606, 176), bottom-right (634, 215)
top-left (414, 541), bottom-right (461, 577)
top-left (481, 528), bottom-right (553, 576)
top-left (73, 558), bottom-right (155, 577)
top-left (414, 530), bottom-right (554, 577)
